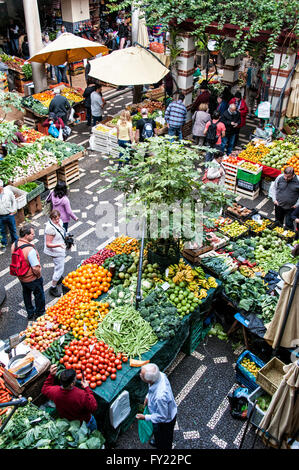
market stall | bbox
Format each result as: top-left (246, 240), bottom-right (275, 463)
top-left (0, 52), bottom-right (33, 94)
top-left (21, 85), bottom-right (86, 130)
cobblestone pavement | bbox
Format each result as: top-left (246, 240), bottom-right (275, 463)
top-left (0, 88), bottom-right (270, 450)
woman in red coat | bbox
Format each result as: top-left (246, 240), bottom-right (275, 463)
top-left (229, 92), bottom-right (248, 146)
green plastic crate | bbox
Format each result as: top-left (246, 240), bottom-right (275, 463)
top-left (237, 168), bottom-right (262, 184)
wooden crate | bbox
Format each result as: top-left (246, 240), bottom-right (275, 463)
top-left (236, 187), bottom-right (260, 200)
top-left (57, 161), bottom-right (80, 186)
top-left (41, 171), bottom-right (57, 190)
top-left (26, 195), bottom-right (42, 217)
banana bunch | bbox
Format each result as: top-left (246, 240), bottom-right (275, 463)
top-left (188, 280), bottom-right (201, 292)
top-left (192, 266), bottom-right (206, 280)
top-left (168, 259), bottom-right (195, 284)
top-left (197, 278), bottom-right (210, 289)
top-left (194, 288), bottom-right (208, 299)
top-left (207, 276), bottom-right (218, 288)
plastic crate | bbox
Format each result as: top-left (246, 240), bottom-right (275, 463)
top-left (236, 350), bottom-right (265, 393)
top-left (237, 167), bottom-right (262, 184)
top-left (256, 357), bottom-right (285, 396)
top-left (237, 179), bottom-right (260, 192)
top-left (7, 185), bottom-right (27, 210)
top-left (181, 318), bottom-right (212, 355)
top-left (247, 386), bottom-right (270, 427)
top-left (22, 180), bottom-right (45, 202)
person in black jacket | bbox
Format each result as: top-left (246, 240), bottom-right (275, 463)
top-left (49, 88), bottom-right (70, 125)
top-left (105, 32), bottom-right (118, 52)
top-left (220, 103), bottom-right (241, 155)
top-left (83, 80), bottom-right (97, 127)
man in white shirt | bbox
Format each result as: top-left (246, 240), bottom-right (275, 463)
top-left (136, 363), bottom-right (177, 449)
top-left (0, 179), bottom-right (18, 249)
top-left (90, 85), bottom-right (105, 127)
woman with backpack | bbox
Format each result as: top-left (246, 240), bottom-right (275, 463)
top-left (44, 210), bottom-right (66, 297)
top-left (192, 103), bottom-right (211, 146)
top-left (45, 181), bottom-right (78, 232)
top-left (116, 110), bottom-right (134, 167)
top-left (203, 111), bottom-right (226, 161)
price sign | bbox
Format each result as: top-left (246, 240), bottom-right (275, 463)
top-left (113, 322), bottom-right (121, 333)
top-left (59, 335), bottom-right (65, 345)
top-left (89, 343), bottom-right (95, 353)
top-left (161, 282), bottom-right (170, 291)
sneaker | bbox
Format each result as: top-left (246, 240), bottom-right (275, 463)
top-left (49, 286), bottom-right (61, 297)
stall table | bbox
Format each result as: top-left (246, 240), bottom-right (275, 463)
top-left (92, 316), bottom-right (190, 447)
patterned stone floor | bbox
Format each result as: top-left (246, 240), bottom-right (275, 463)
top-left (0, 89), bottom-right (270, 450)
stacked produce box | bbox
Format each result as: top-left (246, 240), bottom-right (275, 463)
top-left (236, 161), bottom-right (262, 200)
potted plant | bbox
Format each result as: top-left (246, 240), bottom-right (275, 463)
top-left (104, 136), bottom-right (235, 270)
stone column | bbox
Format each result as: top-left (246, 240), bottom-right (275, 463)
top-left (268, 48), bottom-right (297, 129)
top-left (61, 0), bottom-right (90, 32)
top-left (175, 32), bottom-right (196, 138)
top-left (221, 54), bottom-right (241, 94)
top-left (23, 0), bottom-right (47, 93)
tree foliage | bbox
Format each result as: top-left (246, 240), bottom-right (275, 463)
top-left (110, 0), bottom-right (298, 68)
top-left (103, 137), bottom-right (235, 244)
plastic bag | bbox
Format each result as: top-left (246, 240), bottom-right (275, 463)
top-left (58, 126), bottom-right (64, 141)
top-left (256, 101), bottom-right (271, 119)
top-left (48, 123), bottom-right (59, 138)
top-left (63, 125), bottom-right (72, 137)
top-left (138, 406), bottom-right (153, 443)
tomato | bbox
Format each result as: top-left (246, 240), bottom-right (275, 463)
top-left (107, 367), bottom-right (112, 372)
top-left (105, 371), bottom-right (110, 377)
top-left (77, 373), bottom-right (82, 379)
top-left (122, 356), bottom-right (128, 363)
top-left (90, 382), bottom-right (96, 389)
top-left (86, 367), bottom-right (92, 374)
top-left (81, 364), bottom-right (86, 370)
top-left (86, 353), bottom-right (91, 359)
top-left (59, 358), bottom-right (64, 364)
top-left (95, 373), bottom-right (102, 380)
top-left (116, 364), bottom-right (122, 370)
top-left (92, 365), bottom-right (97, 372)
top-left (86, 373), bottom-right (92, 380)
top-left (94, 359), bottom-right (99, 366)
top-left (110, 374), bottom-right (116, 380)
top-left (100, 369), bottom-right (105, 375)
top-left (101, 375), bottom-right (107, 382)
top-left (115, 359), bottom-right (121, 365)
top-left (98, 341), bottom-right (104, 346)
top-left (96, 380), bottom-right (102, 386)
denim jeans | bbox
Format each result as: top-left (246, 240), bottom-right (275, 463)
top-left (62, 222), bottom-right (69, 232)
top-left (20, 277), bottom-right (46, 320)
top-left (168, 126), bottom-right (183, 141)
top-left (55, 66), bottom-right (62, 84)
top-left (92, 115), bottom-right (102, 127)
top-left (0, 214), bottom-right (18, 246)
top-left (221, 135), bottom-right (236, 155)
top-left (118, 139), bottom-right (131, 167)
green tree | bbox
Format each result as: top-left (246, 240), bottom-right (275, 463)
top-left (109, 0), bottom-right (298, 69)
top-left (103, 137), bottom-right (235, 255)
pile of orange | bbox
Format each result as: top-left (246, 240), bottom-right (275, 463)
top-left (237, 143), bottom-right (270, 164)
top-left (105, 235), bottom-right (140, 255)
top-left (223, 155), bottom-right (239, 165)
top-left (46, 289), bottom-right (92, 327)
top-left (62, 264), bottom-right (112, 299)
top-left (281, 155), bottom-right (299, 175)
top-left (69, 300), bottom-right (110, 339)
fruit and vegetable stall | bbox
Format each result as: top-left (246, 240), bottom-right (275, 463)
top-left (230, 135), bottom-right (299, 198)
top-left (1, 195), bottom-right (297, 447)
top-left (0, 120), bottom-right (85, 223)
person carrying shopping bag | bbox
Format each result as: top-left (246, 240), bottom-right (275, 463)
top-left (46, 181), bottom-right (78, 232)
top-left (44, 210), bottom-right (66, 297)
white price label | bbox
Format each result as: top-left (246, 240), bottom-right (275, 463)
top-left (59, 335), bottom-right (65, 345)
top-left (165, 268), bottom-right (169, 278)
top-left (89, 343), bottom-right (95, 353)
top-left (161, 282), bottom-right (170, 291)
top-left (113, 322), bottom-right (121, 333)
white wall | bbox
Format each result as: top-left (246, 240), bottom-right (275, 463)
top-left (61, 0), bottom-right (90, 23)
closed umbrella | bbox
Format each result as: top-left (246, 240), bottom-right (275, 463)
top-left (137, 17), bottom-right (149, 49)
top-left (286, 62), bottom-right (299, 118)
top-left (258, 360), bottom-right (299, 448)
top-left (29, 32), bottom-right (108, 86)
top-left (88, 46), bottom-right (170, 86)
top-left (264, 266), bottom-right (299, 350)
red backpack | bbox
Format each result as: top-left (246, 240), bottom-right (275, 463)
top-left (10, 243), bottom-right (33, 277)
